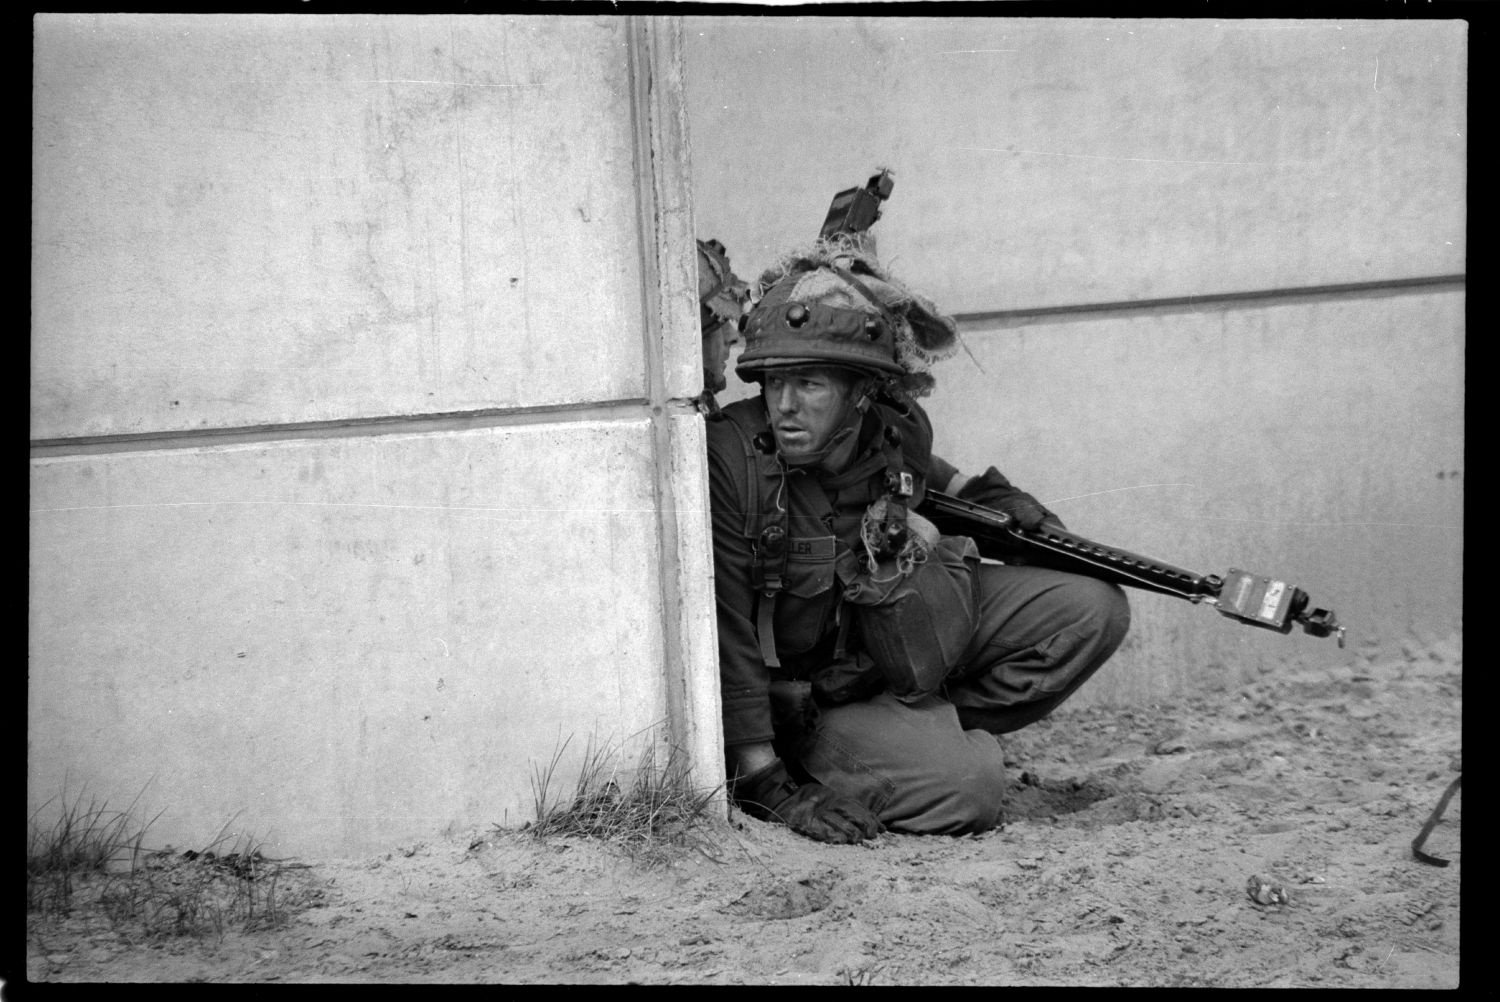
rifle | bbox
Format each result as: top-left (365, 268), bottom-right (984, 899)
top-left (814, 172), bottom-right (1344, 646)
top-left (820, 169), bottom-right (894, 241)
top-left (918, 489), bottom-right (1345, 646)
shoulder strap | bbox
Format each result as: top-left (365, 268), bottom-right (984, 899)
top-left (719, 402), bottom-right (789, 668)
top-left (717, 401), bottom-right (775, 540)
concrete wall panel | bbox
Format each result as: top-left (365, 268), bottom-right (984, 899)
top-left (685, 18), bottom-right (1465, 312)
top-left (29, 420), bottom-right (670, 855)
top-left (33, 14), bottom-right (649, 440)
top-left (918, 290), bottom-right (1464, 704)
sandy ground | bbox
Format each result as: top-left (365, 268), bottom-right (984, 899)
top-left (22, 634), bottom-right (1462, 987)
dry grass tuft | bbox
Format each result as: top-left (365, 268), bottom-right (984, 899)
top-left (27, 782), bottom-right (162, 917)
top-left (95, 816), bottom-right (303, 940)
top-left (518, 732), bottom-right (724, 868)
top-left (28, 789), bottom-right (311, 942)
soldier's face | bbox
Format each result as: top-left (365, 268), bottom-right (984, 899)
top-left (701, 316), bottom-right (740, 393)
top-left (764, 367), bottom-right (857, 457)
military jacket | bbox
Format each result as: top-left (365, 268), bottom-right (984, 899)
top-left (706, 395), bottom-right (939, 748)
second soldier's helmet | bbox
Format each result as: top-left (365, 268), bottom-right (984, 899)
top-left (736, 237), bottom-right (960, 397)
top-left (697, 239), bottom-right (749, 329)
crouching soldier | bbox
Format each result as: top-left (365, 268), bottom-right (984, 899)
top-left (705, 238), bottom-right (1131, 842)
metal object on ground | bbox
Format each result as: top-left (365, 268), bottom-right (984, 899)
top-left (1246, 874), bottom-right (1291, 906)
top-left (1411, 773), bottom-right (1461, 867)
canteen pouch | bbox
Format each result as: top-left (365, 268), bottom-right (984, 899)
top-left (838, 534), bottom-right (981, 703)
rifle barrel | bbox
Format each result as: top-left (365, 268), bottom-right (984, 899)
top-left (918, 490), bottom-right (1220, 602)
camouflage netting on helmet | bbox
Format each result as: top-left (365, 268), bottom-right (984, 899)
top-left (697, 238), bottom-right (750, 325)
top-left (749, 235), bottom-right (961, 397)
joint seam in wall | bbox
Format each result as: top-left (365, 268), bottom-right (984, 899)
top-left (29, 398), bottom-right (655, 458)
top-left (630, 14), bottom-right (689, 755)
top-left (954, 274), bottom-right (1465, 328)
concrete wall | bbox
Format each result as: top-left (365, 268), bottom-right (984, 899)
top-left (30, 14), bottom-right (721, 856)
top-left (28, 15), bottom-right (1467, 855)
top-left (928, 290), bottom-right (1463, 704)
top-left (685, 17), bottom-right (1464, 704)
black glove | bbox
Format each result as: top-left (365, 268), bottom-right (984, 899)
top-left (958, 467), bottom-right (1064, 533)
top-left (730, 758), bottom-right (884, 844)
top-left (996, 491), bottom-right (1057, 533)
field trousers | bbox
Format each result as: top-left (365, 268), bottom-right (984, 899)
top-left (795, 563), bottom-right (1131, 835)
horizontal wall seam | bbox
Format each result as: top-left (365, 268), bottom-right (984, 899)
top-left (33, 273), bottom-right (1463, 457)
top-left (29, 396), bottom-right (705, 458)
top-left (954, 274), bottom-right (1465, 327)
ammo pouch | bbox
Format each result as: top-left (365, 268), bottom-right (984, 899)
top-left (837, 534), bottom-right (981, 703)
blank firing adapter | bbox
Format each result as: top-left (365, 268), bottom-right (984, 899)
top-left (1210, 569), bottom-right (1345, 646)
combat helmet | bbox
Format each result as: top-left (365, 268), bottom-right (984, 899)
top-left (697, 238), bottom-right (750, 328)
top-left (736, 237), bottom-right (960, 397)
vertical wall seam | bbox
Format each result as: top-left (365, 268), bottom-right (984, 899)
top-left (624, 16), bottom-right (674, 747)
top-left (627, 15), bottom-right (724, 797)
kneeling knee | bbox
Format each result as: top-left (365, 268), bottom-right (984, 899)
top-left (938, 756), bottom-right (1008, 834)
top-left (960, 771), bottom-right (1008, 831)
top-left (1068, 577), bottom-right (1131, 642)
